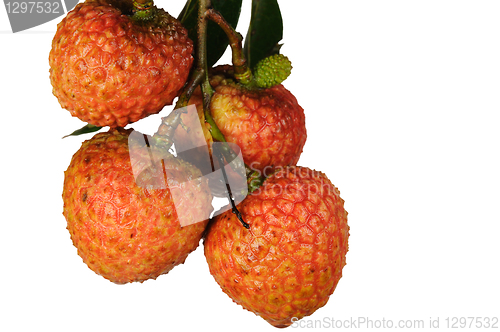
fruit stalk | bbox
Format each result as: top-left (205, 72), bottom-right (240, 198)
top-left (206, 8), bottom-right (252, 85)
top-left (196, 0), bottom-right (227, 148)
top-left (196, 0), bottom-right (228, 146)
top-left (195, 0), bottom-right (218, 138)
top-left (196, 0), bottom-right (259, 186)
top-left (131, 0), bottom-right (156, 21)
top-left (196, 0), bottom-right (258, 228)
top-left (175, 68), bottom-right (205, 109)
top-left (152, 108), bottom-right (188, 149)
top-left (213, 148), bottom-right (250, 229)
top-left (197, 0), bottom-right (213, 101)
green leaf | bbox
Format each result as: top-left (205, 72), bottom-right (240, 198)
top-left (244, 0), bottom-right (283, 70)
top-left (62, 124), bottom-right (102, 138)
top-left (178, 0), bottom-right (243, 68)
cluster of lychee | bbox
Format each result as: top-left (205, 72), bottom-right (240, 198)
top-left (50, 0), bottom-right (349, 328)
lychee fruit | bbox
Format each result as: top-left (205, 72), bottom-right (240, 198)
top-left (62, 127), bottom-right (212, 284)
top-left (176, 64), bottom-right (306, 176)
top-left (49, 0), bottom-right (194, 128)
top-left (204, 166), bottom-right (349, 328)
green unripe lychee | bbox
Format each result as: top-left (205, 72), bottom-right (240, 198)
top-left (253, 54), bottom-right (292, 89)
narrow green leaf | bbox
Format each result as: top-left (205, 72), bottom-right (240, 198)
top-left (177, 0), bottom-right (196, 20)
top-left (243, 0), bottom-right (283, 70)
top-left (178, 0), bottom-right (243, 68)
top-left (62, 124), bottom-right (102, 138)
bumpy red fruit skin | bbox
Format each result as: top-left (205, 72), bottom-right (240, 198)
top-left (49, 0), bottom-right (194, 127)
top-left (63, 129), bottom-right (212, 284)
top-left (177, 67), bottom-right (307, 175)
top-left (204, 166), bottom-right (349, 328)
top-left (210, 83), bottom-right (307, 175)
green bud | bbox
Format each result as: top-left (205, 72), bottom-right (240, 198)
top-left (253, 54), bottom-right (292, 89)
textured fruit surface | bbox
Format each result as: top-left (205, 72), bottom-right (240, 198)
top-left (49, 0), bottom-right (193, 127)
top-left (179, 67), bottom-right (306, 175)
top-left (254, 54), bottom-right (293, 88)
top-left (62, 128), bottom-right (212, 284)
top-left (173, 91), bottom-right (213, 170)
top-left (204, 166), bottom-right (349, 327)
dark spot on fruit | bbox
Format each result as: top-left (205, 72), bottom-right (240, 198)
top-left (236, 247), bottom-right (240, 252)
top-left (86, 174), bottom-right (91, 181)
top-left (130, 233), bottom-right (134, 238)
top-left (82, 192), bottom-right (87, 202)
top-left (309, 268), bottom-right (315, 273)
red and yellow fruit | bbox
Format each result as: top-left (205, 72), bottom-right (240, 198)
top-left (204, 166), bottom-right (349, 327)
top-left (49, 0), bottom-right (194, 128)
top-left (175, 65), bottom-right (307, 176)
top-left (62, 128), bottom-right (212, 284)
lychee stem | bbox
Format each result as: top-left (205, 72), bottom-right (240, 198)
top-left (196, 0), bottom-right (230, 153)
top-left (205, 8), bottom-right (252, 85)
top-left (196, 0), bottom-right (252, 229)
top-left (152, 107), bottom-right (187, 150)
top-left (196, 1), bottom-right (254, 183)
top-left (151, 66), bottom-right (211, 148)
top-left (214, 148), bottom-right (250, 229)
top-left (131, 0), bottom-right (156, 21)
top-left (176, 68), bottom-right (205, 109)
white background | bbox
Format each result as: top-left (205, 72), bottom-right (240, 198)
top-left (1, 1), bottom-right (499, 331)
